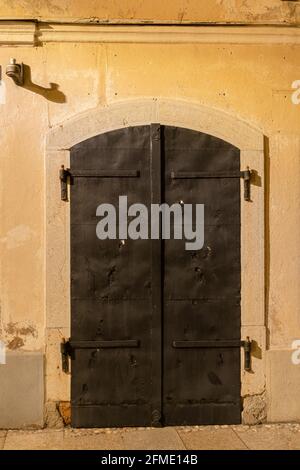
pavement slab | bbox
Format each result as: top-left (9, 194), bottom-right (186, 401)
top-left (62, 428), bottom-right (126, 450)
top-left (233, 424), bottom-right (300, 450)
top-left (121, 427), bottom-right (186, 450)
top-left (3, 429), bottom-right (64, 450)
top-left (177, 426), bottom-right (247, 450)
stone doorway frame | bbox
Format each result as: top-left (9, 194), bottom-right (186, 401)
top-left (45, 98), bottom-right (265, 424)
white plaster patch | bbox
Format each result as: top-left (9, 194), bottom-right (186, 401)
top-left (1, 225), bottom-right (36, 249)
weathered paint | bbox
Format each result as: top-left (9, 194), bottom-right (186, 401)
top-left (0, 1), bottom-right (299, 25)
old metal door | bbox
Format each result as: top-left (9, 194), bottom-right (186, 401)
top-left (69, 125), bottom-right (241, 427)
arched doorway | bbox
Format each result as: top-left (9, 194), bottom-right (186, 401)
top-left (46, 99), bottom-right (265, 427)
top-left (69, 124), bottom-right (242, 427)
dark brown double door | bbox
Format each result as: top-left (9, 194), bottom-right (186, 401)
top-left (70, 125), bottom-right (241, 428)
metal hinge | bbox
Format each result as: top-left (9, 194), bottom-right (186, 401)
top-left (59, 165), bottom-right (70, 202)
top-left (60, 338), bottom-right (140, 373)
top-left (172, 337), bottom-right (252, 371)
top-left (240, 168), bottom-right (252, 202)
top-left (241, 337), bottom-right (252, 371)
top-left (59, 166), bottom-right (142, 201)
top-left (60, 338), bottom-right (72, 373)
top-left (171, 168), bottom-right (252, 202)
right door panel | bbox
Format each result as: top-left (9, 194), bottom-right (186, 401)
top-left (163, 126), bottom-right (242, 425)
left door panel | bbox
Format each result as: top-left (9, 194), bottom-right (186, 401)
top-left (70, 126), bottom-right (155, 427)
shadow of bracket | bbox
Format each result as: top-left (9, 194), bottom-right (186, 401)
top-left (22, 64), bottom-right (66, 103)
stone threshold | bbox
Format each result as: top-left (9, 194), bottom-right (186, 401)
top-left (1, 424), bottom-right (300, 450)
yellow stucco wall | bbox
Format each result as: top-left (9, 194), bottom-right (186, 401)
top-left (1, 40), bottom-right (299, 349)
top-left (0, 3), bottom-right (300, 424)
top-left (0, 0), bottom-right (299, 25)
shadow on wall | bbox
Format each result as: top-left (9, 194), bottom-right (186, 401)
top-left (22, 64), bottom-right (66, 103)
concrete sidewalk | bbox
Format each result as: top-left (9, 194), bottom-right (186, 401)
top-left (1, 424), bottom-right (300, 450)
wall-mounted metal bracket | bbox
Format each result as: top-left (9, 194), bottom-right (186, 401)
top-left (59, 165), bottom-right (70, 201)
top-left (6, 59), bottom-right (24, 86)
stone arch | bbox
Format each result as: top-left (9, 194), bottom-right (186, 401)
top-left (47, 98), bottom-right (263, 151)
